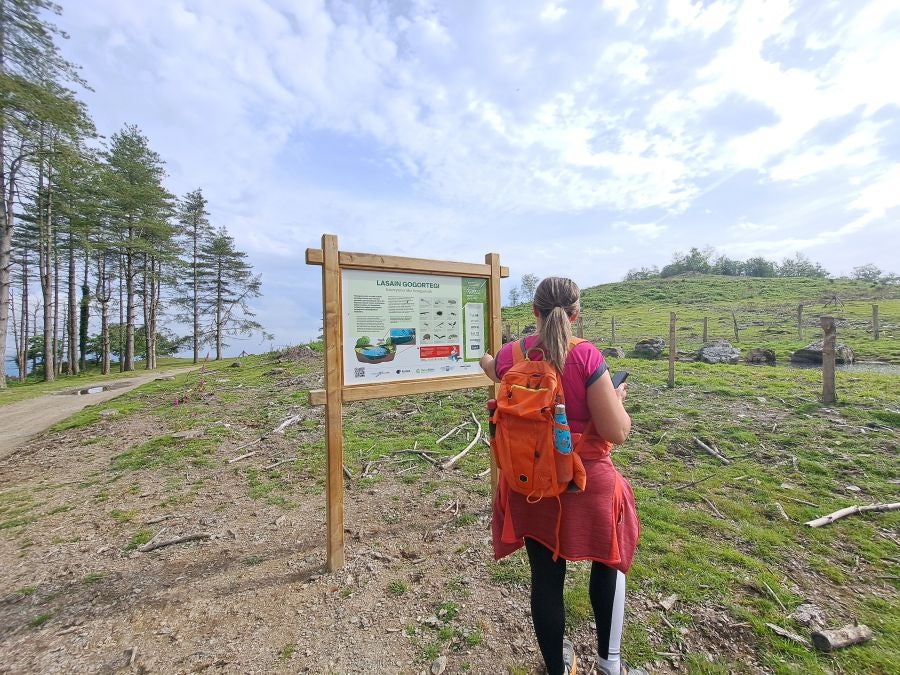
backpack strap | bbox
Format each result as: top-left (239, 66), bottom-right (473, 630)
top-left (511, 338), bottom-right (527, 365)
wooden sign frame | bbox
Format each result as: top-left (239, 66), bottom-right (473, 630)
top-left (306, 234), bottom-right (507, 570)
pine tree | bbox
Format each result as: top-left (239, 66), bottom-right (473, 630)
top-left (103, 125), bottom-right (173, 371)
top-left (197, 226), bottom-right (265, 360)
top-left (175, 188), bottom-right (213, 363)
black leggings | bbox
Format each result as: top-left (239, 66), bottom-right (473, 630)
top-left (524, 537), bottom-right (625, 675)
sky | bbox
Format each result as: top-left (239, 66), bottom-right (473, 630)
top-left (34, 0), bottom-right (900, 350)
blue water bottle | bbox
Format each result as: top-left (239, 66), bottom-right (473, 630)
top-left (553, 403), bottom-right (573, 484)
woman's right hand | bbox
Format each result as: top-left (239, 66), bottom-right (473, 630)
top-left (615, 382), bottom-right (628, 402)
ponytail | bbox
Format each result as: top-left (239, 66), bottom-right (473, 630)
top-left (532, 277), bottom-right (580, 373)
top-left (539, 306), bottom-right (574, 372)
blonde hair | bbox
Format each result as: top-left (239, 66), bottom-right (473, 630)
top-left (533, 277), bottom-right (580, 372)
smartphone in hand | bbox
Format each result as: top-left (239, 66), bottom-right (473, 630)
top-left (611, 371), bottom-right (630, 388)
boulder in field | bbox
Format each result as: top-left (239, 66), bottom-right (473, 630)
top-left (602, 347), bottom-right (625, 359)
top-left (634, 337), bottom-right (665, 358)
top-left (790, 342), bottom-right (854, 365)
top-left (698, 340), bottom-right (740, 364)
top-left (745, 348), bottom-right (776, 364)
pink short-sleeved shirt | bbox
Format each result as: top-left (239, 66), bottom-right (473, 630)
top-left (494, 336), bottom-right (607, 435)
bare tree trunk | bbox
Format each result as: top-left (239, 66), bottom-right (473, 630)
top-left (17, 253), bottom-right (29, 381)
top-left (67, 229), bottom-right (78, 374)
top-left (118, 253), bottom-right (123, 371)
top-left (193, 233), bottom-right (199, 363)
top-left (96, 255), bottom-right (111, 375)
top-left (53, 223), bottom-right (61, 375)
top-left (215, 269), bottom-right (223, 360)
top-left (0, 221), bottom-right (10, 388)
top-left (79, 251), bottom-right (88, 371)
top-left (37, 141), bottom-right (55, 382)
top-left (124, 222), bottom-right (135, 371)
top-left (142, 252), bottom-right (149, 369)
top-left (146, 257), bottom-right (160, 369)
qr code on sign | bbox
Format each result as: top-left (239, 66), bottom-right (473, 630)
top-left (353, 367), bottom-right (365, 378)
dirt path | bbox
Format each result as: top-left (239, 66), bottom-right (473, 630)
top-left (0, 366), bottom-right (198, 461)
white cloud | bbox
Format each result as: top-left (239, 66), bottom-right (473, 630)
top-left (731, 221), bottom-right (777, 234)
top-left (626, 223), bottom-right (668, 239)
top-left (540, 3), bottom-right (568, 22)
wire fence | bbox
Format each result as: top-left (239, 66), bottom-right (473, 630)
top-left (502, 300), bottom-right (899, 362)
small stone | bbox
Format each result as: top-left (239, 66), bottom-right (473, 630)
top-left (229, 361), bottom-right (242, 368)
top-left (99, 410), bottom-right (119, 418)
top-left (171, 429), bottom-right (204, 440)
top-left (634, 337), bottom-right (666, 359)
top-left (659, 594), bottom-right (678, 611)
top-left (430, 655), bottom-right (447, 674)
top-left (845, 485), bottom-right (861, 492)
top-left (791, 603), bottom-right (825, 629)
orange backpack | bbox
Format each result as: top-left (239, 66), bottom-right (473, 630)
top-left (490, 338), bottom-right (588, 501)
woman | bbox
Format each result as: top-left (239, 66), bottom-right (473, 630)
top-left (480, 277), bottom-right (641, 675)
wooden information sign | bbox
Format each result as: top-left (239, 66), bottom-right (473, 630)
top-left (306, 234), bottom-right (507, 570)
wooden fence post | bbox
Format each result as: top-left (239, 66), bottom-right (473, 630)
top-left (731, 310), bottom-right (739, 342)
top-left (797, 304), bottom-right (803, 340)
top-left (702, 316), bottom-right (708, 343)
top-left (668, 312), bottom-right (676, 389)
top-left (872, 304), bottom-right (879, 340)
top-left (611, 316), bottom-right (616, 345)
top-left (821, 316), bottom-right (836, 405)
top-left (575, 315), bottom-right (584, 339)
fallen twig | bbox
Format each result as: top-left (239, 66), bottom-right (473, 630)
top-left (762, 580), bottom-right (787, 612)
top-left (144, 514), bottom-right (177, 525)
top-left (694, 438), bottom-right (730, 464)
top-left (766, 623), bottom-right (810, 648)
top-left (138, 532), bottom-right (211, 553)
top-left (264, 457), bottom-right (296, 470)
top-left (228, 450), bottom-right (257, 464)
top-left (805, 502), bottom-right (900, 528)
top-left (675, 474), bottom-right (714, 491)
top-left (477, 467), bottom-right (491, 478)
top-left (342, 464), bottom-right (353, 479)
top-left (272, 414), bottom-right (303, 434)
top-left (139, 527), bottom-right (168, 551)
top-left (440, 413), bottom-right (482, 470)
top-left (436, 422), bottom-right (467, 444)
top-left (773, 502), bottom-right (791, 521)
top-left (701, 496), bottom-right (725, 519)
top-left (784, 496), bottom-right (818, 507)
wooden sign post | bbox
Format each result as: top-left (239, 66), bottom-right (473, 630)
top-left (668, 312), bottom-right (676, 389)
top-left (821, 316), bottom-right (836, 405)
top-left (306, 235), bottom-right (506, 571)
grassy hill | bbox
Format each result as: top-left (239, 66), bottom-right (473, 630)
top-left (502, 275), bottom-right (900, 363)
top-left (1, 277), bottom-right (898, 672)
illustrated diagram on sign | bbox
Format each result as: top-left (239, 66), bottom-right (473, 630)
top-left (419, 297), bottom-right (459, 345)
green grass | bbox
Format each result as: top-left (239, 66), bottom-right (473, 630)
top-left (123, 528), bottom-right (154, 551)
top-left (28, 612), bottom-right (52, 628)
top-left (387, 580), bottom-right (408, 597)
top-left (278, 643), bottom-right (297, 662)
